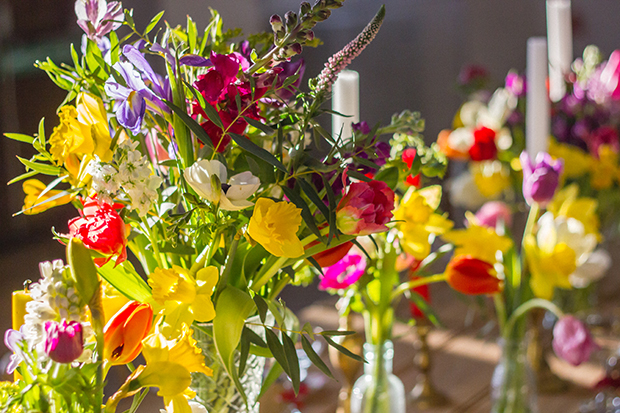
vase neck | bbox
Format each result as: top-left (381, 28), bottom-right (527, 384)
top-left (363, 340), bottom-right (394, 374)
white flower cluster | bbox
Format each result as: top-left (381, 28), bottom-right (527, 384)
top-left (23, 260), bottom-right (89, 359)
top-left (88, 139), bottom-right (163, 217)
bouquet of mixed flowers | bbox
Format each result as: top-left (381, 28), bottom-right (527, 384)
top-left (0, 0), bottom-right (444, 411)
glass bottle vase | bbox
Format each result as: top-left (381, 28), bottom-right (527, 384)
top-left (491, 338), bottom-right (538, 413)
top-left (350, 340), bottom-right (406, 413)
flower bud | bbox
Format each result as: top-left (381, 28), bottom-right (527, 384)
top-left (284, 11), bottom-right (298, 30)
top-left (44, 320), bottom-right (84, 363)
top-left (315, 9), bottom-right (331, 21)
top-left (269, 14), bottom-right (283, 32)
top-left (290, 43), bottom-right (303, 55)
top-left (552, 315), bottom-right (599, 366)
top-left (445, 255), bottom-right (502, 295)
top-left (326, 0), bottom-right (344, 8)
top-left (336, 180), bottom-right (395, 236)
top-left (520, 152), bottom-right (563, 206)
top-left (299, 30), bottom-right (314, 42)
top-left (300, 2), bottom-right (312, 15)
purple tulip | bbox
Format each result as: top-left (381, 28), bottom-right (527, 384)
top-left (44, 320), bottom-right (84, 364)
top-left (552, 315), bottom-right (599, 366)
top-left (75, 0), bottom-right (124, 42)
top-left (319, 252), bottom-right (367, 290)
top-left (473, 201), bottom-right (512, 229)
top-left (520, 152), bottom-right (563, 206)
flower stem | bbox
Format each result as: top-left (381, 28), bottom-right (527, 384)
top-left (503, 298), bottom-right (564, 340)
top-left (389, 273), bottom-right (446, 302)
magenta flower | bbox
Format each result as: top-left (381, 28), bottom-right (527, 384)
top-left (44, 320), bottom-right (84, 364)
top-left (586, 125), bottom-right (620, 157)
top-left (552, 316), bottom-right (599, 366)
top-left (75, 0), bottom-right (123, 42)
top-left (474, 201), bottom-right (512, 229)
top-left (520, 152), bottom-right (563, 207)
top-left (4, 328), bottom-right (25, 374)
top-left (336, 180), bottom-right (395, 236)
top-left (505, 71), bottom-right (526, 97)
top-left (319, 252), bottom-right (367, 290)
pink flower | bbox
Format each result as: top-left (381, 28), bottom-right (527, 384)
top-left (336, 180), bottom-right (395, 236)
top-left (44, 320), bottom-right (84, 364)
top-left (552, 315), bottom-right (599, 366)
top-left (319, 252), bottom-right (367, 290)
top-left (474, 201), bottom-right (512, 229)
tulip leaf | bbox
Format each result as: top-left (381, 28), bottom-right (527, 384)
top-left (67, 238), bottom-right (100, 306)
top-left (301, 335), bottom-right (334, 379)
top-left (229, 133), bottom-right (287, 173)
top-left (282, 332), bottom-right (301, 394)
top-left (97, 260), bottom-right (152, 303)
top-left (17, 157), bottom-right (61, 176)
top-left (213, 286), bottom-right (256, 405)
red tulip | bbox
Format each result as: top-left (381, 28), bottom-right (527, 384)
top-left (69, 197), bottom-right (128, 267)
top-left (468, 126), bottom-right (497, 161)
top-left (103, 301), bottom-right (153, 365)
top-left (445, 255), bottom-right (501, 295)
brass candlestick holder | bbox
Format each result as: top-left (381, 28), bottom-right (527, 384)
top-left (527, 308), bottom-right (570, 393)
top-left (328, 312), bottom-right (364, 413)
top-left (409, 320), bottom-right (450, 409)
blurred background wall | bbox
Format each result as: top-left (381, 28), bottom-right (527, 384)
top-left (0, 0), bottom-right (619, 347)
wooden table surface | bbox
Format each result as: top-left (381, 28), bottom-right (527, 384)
top-left (260, 283), bottom-right (615, 413)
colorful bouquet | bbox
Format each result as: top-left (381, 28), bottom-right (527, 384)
top-left (0, 0), bottom-right (443, 412)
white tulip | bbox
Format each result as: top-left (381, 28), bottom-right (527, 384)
top-left (184, 159), bottom-right (260, 211)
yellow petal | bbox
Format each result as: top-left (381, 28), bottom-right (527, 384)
top-left (138, 361), bottom-right (192, 398)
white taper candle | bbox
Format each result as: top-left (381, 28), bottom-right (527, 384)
top-left (526, 37), bottom-right (550, 159)
top-left (332, 70), bottom-right (360, 140)
top-left (546, 0), bottom-right (573, 102)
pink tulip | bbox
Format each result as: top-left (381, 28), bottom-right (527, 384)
top-left (336, 180), bottom-right (395, 236)
top-left (44, 320), bottom-right (84, 364)
top-left (552, 316), bottom-right (599, 366)
top-left (474, 201), bottom-right (512, 229)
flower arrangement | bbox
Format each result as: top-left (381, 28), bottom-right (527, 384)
top-left (0, 0), bottom-right (443, 412)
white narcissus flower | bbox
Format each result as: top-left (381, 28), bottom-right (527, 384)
top-left (536, 212), bottom-right (597, 266)
top-left (184, 159), bottom-right (260, 211)
top-left (570, 248), bottom-right (611, 288)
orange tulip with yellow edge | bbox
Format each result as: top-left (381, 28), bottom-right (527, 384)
top-left (103, 301), bottom-right (153, 366)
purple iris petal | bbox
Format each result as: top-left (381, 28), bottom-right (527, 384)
top-left (180, 55), bottom-right (212, 67)
top-left (319, 252), bottom-right (367, 290)
top-left (4, 328), bottom-right (25, 374)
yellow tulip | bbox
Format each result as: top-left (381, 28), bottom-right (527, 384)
top-left (248, 198), bottom-right (304, 258)
top-left (22, 179), bottom-right (73, 215)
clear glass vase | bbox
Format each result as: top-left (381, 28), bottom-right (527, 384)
top-left (190, 323), bottom-right (264, 413)
top-left (350, 340), bottom-right (406, 413)
top-left (491, 338), bottom-right (538, 413)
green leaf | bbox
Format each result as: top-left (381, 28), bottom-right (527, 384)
top-left (301, 335), bottom-right (334, 379)
top-left (7, 170), bottom-right (38, 185)
top-left (297, 178), bottom-right (330, 221)
top-left (264, 328), bottom-right (290, 378)
top-left (202, 101), bottom-right (224, 128)
top-left (67, 238), bottom-right (100, 305)
top-left (97, 260), bottom-right (151, 302)
top-left (280, 186), bottom-right (323, 241)
top-left (158, 242), bottom-right (195, 255)
top-left (253, 295), bottom-right (268, 324)
top-left (409, 290), bottom-right (444, 328)
top-left (243, 326), bottom-right (267, 348)
top-left (243, 116), bottom-right (275, 135)
top-left (164, 100), bottom-right (214, 148)
top-left (213, 286), bottom-right (256, 404)
top-left (17, 157), bottom-right (61, 176)
top-left (319, 330), bottom-right (356, 337)
top-left (229, 133), bottom-right (287, 173)
top-left (266, 299), bottom-right (285, 329)
top-left (282, 332), bottom-right (300, 394)
top-left (238, 328), bottom-right (251, 377)
top-left (145, 11), bottom-right (164, 36)
top-left (187, 15), bottom-right (197, 52)
top-left (124, 9), bottom-right (134, 27)
top-left (37, 118), bottom-right (46, 147)
top-left (4, 133), bottom-right (34, 144)
top-left (323, 335), bottom-right (365, 363)
top-left (346, 169), bottom-right (372, 183)
top-left (374, 166), bottom-right (399, 189)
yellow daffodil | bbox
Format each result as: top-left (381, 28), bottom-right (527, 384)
top-left (470, 160), bottom-right (511, 198)
top-left (547, 184), bottom-right (600, 240)
top-left (248, 198), bottom-right (304, 258)
top-left (590, 144), bottom-right (618, 190)
top-left (548, 139), bottom-right (592, 178)
top-left (139, 324), bottom-right (212, 413)
top-left (395, 186), bottom-right (453, 259)
top-left (525, 212), bottom-right (597, 299)
top-left (148, 265), bottom-right (218, 337)
top-left (442, 223), bottom-right (513, 264)
top-left (49, 93), bottom-right (112, 169)
top-left (21, 179), bottom-right (73, 215)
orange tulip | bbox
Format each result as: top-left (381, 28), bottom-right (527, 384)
top-left (308, 241), bottom-right (354, 268)
top-left (437, 129), bottom-right (469, 160)
top-left (445, 255), bottom-right (502, 295)
top-left (104, 301), bottom-right (153, 365)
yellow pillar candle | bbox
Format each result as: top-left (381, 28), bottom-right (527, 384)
top-left (12, 290), bottom-right (32, 331)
